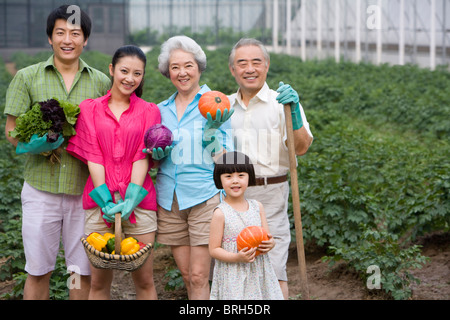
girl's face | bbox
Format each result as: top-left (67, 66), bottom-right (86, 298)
top-left (168, 49), bottom-right (201, 95)
top-left (109, 55), bottom-right (145, 97)
top-left (220, 172), bottom-right (249, 198)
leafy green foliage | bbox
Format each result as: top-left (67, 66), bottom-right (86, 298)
top-left (128, 26), bottom-right (273, 47)
top-left (325, 227), bottom-right (429, 300)
top-left (0, 217), bottom-right (24, 282)
top-left (299, 108), bottom-right (449, 247)
top-left (1, 49), bottom-right (449, 300)
top-left (8, 104), bottom-right (52, 142)
top-left (1, 247), bottom-right (70, 300)
top-left (9, 98), bottom-right (80, 142)
top-left (164, 267), bottom-right (185, 292)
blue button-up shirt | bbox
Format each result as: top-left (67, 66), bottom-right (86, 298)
top-left (156, 84), bottom-right (234, 211)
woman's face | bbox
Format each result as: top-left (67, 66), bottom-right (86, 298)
top-left (109, 55), bottom-right (145, 97)
top-left (168, 49), bottom-right (201, 95)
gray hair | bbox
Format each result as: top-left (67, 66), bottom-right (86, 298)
top-left (228, 38), bottom-right (270, 68)
top-left (158, 35), bottom-right (207, 78)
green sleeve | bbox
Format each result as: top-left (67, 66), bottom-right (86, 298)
top-left (5, 70), bottom-right (32, 117)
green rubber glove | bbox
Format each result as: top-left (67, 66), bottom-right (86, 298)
top-left (108, 183), bottom-right (149, 221)
top-left (16, 133), bottom-right (64, 155)
top-left (276, 82), bottom-right (304, 131)
top-left (202, 128), bottom-right (222, 156)
top-left (202, 108), bottom-right (233, 155)
top-left (88, 184), bottom-right (120, 223)
top-left (142, 146), bottom-right (173, 161)
top-left (205, 108), bottom-right (234, 131)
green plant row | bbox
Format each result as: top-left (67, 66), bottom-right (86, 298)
top-left (128, 26), bottom-right (274, 48)
top-left (292, 106), bottom-right (449, 299)
top-left (1, 49), bottom-right (449, 300)
top-left (267, 55), bottom-right (450, 140)
top-left (299, 108), bottom-right (449, 244)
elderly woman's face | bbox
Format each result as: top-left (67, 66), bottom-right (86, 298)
top-left (168, 49), bottom-right (201, 95)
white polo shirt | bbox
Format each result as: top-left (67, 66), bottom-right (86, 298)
top-left (228, 82), bottom-right (313, 177)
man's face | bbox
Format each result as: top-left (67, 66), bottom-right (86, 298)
top-left (229, 45), bottom-right (270, 95)
top-left (48, 19), bottom-right (87, 64)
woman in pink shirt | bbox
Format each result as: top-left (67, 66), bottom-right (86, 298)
top-left (67, 45), bottom-right (161, 299)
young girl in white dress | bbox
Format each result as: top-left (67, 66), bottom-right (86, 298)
top-left (209, 151), bottom-right (284, 300)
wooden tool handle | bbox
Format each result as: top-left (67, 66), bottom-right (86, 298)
top-left (284, 104), bottom-right (310, 298)
top-left (114, 213), bottom-right (122, 255)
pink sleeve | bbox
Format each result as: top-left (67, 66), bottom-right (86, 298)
top-left (67, 99), bottom-right (104, 165)
top-left (132, 102), bottom-right (162, 165)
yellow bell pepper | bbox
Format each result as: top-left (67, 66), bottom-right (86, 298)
top-left (121, 237), bottom-right (140, 255)
top-left (103, 232), bottom-right (114, 241)
top-left (86, 232), bottom-right (107, 251)
top-left (126, 243), bottom-right (140, 255)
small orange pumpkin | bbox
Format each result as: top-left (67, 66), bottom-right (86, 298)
top-left (198, 91), bottom-right (231, 120)
top-left (236, 226), bottom-right (268, 256)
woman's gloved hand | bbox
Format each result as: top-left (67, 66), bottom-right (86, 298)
top-left (205, 108), bottom-right (234, 131)
top-left (202, 108), bottom-right (234, 156)
top-left (142, 145), bottom-right (173, 161)
top-left (107, 183), bottom-right (148, 221)
top-left (88, 184), bottom-right (121, 223)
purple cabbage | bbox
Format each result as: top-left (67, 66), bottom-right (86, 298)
top-left (144, 124), bottom-right (173, 150)
top-left (39, 99), bottom-right (66, 143)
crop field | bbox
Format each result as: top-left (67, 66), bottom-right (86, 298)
top-left (0, 48), bottom-right (449, 300)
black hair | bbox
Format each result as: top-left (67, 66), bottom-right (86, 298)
top-left (47, 5), bottom-right (92, 40)
top-left (213, 151), bottom-right (256, 189)
top-left (111, 45), bottom-right (147, 98)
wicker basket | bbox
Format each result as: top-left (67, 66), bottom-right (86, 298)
top-left (81, 213), bottom-right (153, 272)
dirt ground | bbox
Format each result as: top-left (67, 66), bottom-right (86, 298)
top-left (109, 232), bottom-right (450, 300)
top-left (0, 232), bottom-right (448, 300)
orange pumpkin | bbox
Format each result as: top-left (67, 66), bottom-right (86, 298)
top-left (198, 91), bottom-right (231, 120)
top-left (236, 226), bottom-right (268, 256)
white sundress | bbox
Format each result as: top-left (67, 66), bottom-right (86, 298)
top-left (210, 199), bottom-right (284, 300)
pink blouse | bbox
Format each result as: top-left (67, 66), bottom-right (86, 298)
top-left (67, 91), bottom-right (161, 222)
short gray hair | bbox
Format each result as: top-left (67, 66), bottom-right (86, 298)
top-left (158, 35), bottom-right (207, 78)
top-left (228, 38), bottom-right (270, 68)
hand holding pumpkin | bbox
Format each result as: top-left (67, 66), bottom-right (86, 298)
top-left (255, 233), bottom-right (275, 255)
top-left (198, 91), bottom-right (232, 122)
top-left (237, 246), bottom-right (257, 263)
top-left (205, 108), bottom-right (234, 129)
top-left (236, 226), bottom-right (270, 257)
top-left (199, 91), bottom-right (234, 156)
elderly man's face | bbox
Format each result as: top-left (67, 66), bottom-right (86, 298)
top-left (229, 45), bottom-right (269, 96)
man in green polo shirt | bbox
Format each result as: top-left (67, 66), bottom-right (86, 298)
top-left (4, 5), bottom-right (110, 300)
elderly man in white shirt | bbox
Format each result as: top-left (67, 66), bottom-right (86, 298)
top-left (228, 38), bottom-right (313, 299)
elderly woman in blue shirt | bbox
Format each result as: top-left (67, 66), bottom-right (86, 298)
top-left (147, 36), bottom-right (233, 299)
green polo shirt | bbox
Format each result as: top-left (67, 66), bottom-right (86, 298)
top-left (5, 54), bottom-right (111, 195)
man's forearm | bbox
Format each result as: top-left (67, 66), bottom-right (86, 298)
top-left (5, 115), bottom-right (18, 147)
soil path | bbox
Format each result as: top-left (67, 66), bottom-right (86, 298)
top-left (110, 232), bottom-right (450, 300)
